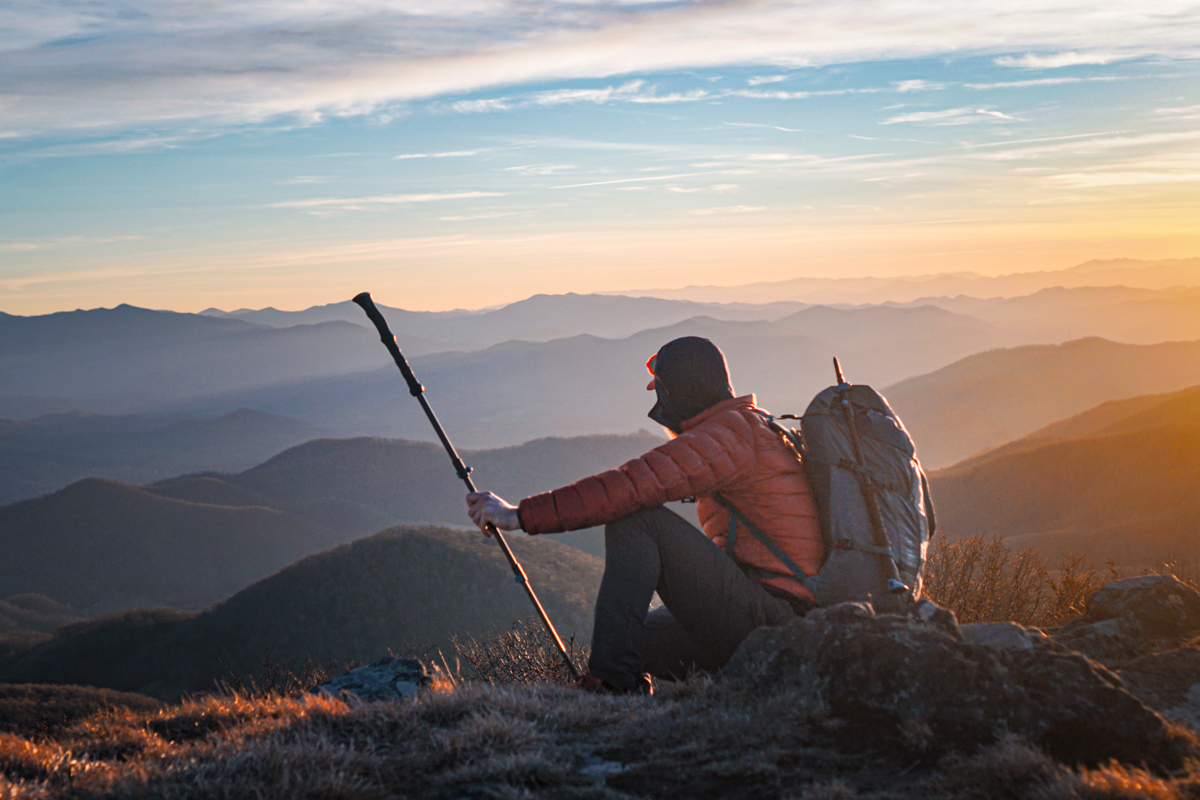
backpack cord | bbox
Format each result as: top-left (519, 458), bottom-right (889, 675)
top-left (714, 492), bottom-right (817, 595)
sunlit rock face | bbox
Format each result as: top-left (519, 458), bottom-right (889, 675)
top-left (725, 597), bottom-right (1194, 770)
top-left (1053, 575), bottom-right (1200, 667)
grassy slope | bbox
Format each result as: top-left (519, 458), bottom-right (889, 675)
top-left (928, 384), bottom-right (1200, 569)
top-left (0, 683), bottom-right (162, 737)
top-left (0, 525), bottom-right (601, 700)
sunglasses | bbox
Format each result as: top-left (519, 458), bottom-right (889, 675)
top-left (646, 354), bottom-right (658, 376)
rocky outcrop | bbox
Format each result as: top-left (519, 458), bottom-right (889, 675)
top-left (725, 599), bottom-right (1194, 769)
top-left (1052, 575), bottom-right (1200, 668)
top-left (1120, 646), bottom-right (1200, 730)
top-left (314, 657), bottom-right (431, 702)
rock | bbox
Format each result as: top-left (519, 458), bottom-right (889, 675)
top-left (725, 600), bottom-right (1192, 769)
top-left (959, 622), bottom-right (1050, 652)
top-left (314, 657), bottom-right (431, 702)
top-left (1053, 575), bottom-right (1200, 667)
top-left (1121, 646), bottom-right (1200, 731)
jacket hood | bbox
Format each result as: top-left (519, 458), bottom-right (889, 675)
top-left (647, 336), bottom-right (735, 433)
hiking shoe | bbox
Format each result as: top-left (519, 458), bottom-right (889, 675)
top-left (575, 673), bottom-right (653, 696)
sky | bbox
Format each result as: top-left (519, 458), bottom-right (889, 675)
top-left (1, 0), bottom-right (1198, 315)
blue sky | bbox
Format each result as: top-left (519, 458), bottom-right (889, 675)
top-left (1, 1), bottom-right (1198, 314)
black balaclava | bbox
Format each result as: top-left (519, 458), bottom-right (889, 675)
top-left (647, 336), bottom-right (735, 434)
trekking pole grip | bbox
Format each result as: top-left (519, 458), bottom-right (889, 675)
top-left (352, 292), bottom-right (424, 397)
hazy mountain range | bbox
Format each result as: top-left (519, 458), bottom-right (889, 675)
top-left (168, 306), bottom-right (1008, 448)
top-left (0, 305), bottom-right (393, 418)
top-left (202, 293), bottom-right (810, 343)
top-left (4, 260), bottom-right (1200, 649)
top-left (617, 257), bottom-right (1200, 305)
top-left (0, 409), bottom-right (325, 505)
top-left (887, 338), bottom-right (1200, 468)
top-left (898, 285), bottom-right (1200, 346)
top-left (928, 382), bottom-right (1200, 571)
top-left (0, 431), bottom-right (661, 612)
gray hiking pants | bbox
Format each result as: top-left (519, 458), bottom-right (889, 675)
top-left (588, 505), bottom-right (801, 690)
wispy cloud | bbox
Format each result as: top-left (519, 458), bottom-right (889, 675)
top-left (441, 212), bottom-right (517, 221)
top-left (965, 76), bottom-right (1121, 89)
top-left (894, 80), bottom-right (942, 92)
top-left (449, 81), bottom-right (708, 114)
top-left (1043, 151), bottom-right (1200, 188)
top-left (5, 0), bottom-right (1196, 136)
top-left (1156, 104), bottom-right (1200, 120)
top-left (881, 107), bottom-right (1016, 125)
top-left (975, 129), bottom-right (1200, 160)
top-left (689, 205), bottom-right (766, 215)
top-left (747, 75), bottom-right (788, 86)
top-left (994, 51), bottom-right (1133, 69)
top-left (270, 191), bottom-right (507, 210)
top-left (281, 176), bottom-right (330, 185)
top-left (553, 171), bottom-right (735, 189)
top-left (504, 163), bottom-right (576, 176)
top-left (0, 234), bottom-right (143, 252)
top-left (395, 150), bottom-right (483, 159)
top-left (666, 184), bottom-right (740, 193)
top-left (723, 122), bottom-right (806, 132)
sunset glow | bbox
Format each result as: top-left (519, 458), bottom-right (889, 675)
top-left (2, 1), bottom-right (1198, 314)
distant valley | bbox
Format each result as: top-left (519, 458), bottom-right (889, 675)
top-left (929, 382), bottom-right (1200, 572)
top-left (0, 431), bottom-right (662, 612)
top-left (0, 408), bottom-right (324, 505)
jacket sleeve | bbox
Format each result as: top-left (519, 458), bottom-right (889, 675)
top-left (518, 410), bottom-right (757, 534)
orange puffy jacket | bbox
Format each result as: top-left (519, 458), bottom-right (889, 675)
top-left (518, 395), bottom-right (825, 602)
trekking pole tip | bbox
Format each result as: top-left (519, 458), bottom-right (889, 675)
top-left (352, 291), bottom-right (372, 306)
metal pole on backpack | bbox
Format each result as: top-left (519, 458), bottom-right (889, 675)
top-left (352, 292), bottom-right (580, 679)
top-left (832, 357), bottom-right (909, 597)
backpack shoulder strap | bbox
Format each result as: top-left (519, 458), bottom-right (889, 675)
top-left (714, 492), bottom-right (817, 594)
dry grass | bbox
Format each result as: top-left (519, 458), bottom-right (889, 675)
top-left (214, 651), bottom-right (358, 701)
top-left (5, 539), bottom-right (1200, 797)
top-left (3, 675), bottom-right (1200, 799)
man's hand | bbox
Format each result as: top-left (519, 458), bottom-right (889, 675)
top-left (466, 492), bottom-right (521, 536)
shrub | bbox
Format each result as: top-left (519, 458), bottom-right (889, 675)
top-left (924, 533), bottom-right (1113, 628)
top-left (452, 619), bottom-right (588, 685)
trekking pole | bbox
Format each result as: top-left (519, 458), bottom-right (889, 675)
top-left (352, 292), bottom-right (580, 679)
top-left (832, 357), bottom-right (908, 596)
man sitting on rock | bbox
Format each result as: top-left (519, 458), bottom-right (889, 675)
top-left (467, 336), bottom-right (824, 693)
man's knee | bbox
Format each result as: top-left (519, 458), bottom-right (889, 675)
top-left (604, 505), bottom-right (678, 539)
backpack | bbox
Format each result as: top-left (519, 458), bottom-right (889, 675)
top-left (715, 358), bottom-right (935, 613)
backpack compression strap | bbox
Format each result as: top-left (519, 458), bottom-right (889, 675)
top-left (714, 492), bottom-right (817, 594)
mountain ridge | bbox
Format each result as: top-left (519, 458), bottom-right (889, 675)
top-left (885, 337), bottom-right (1200, 469)
top-left (609, 257), bottom-right (1200, 305)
